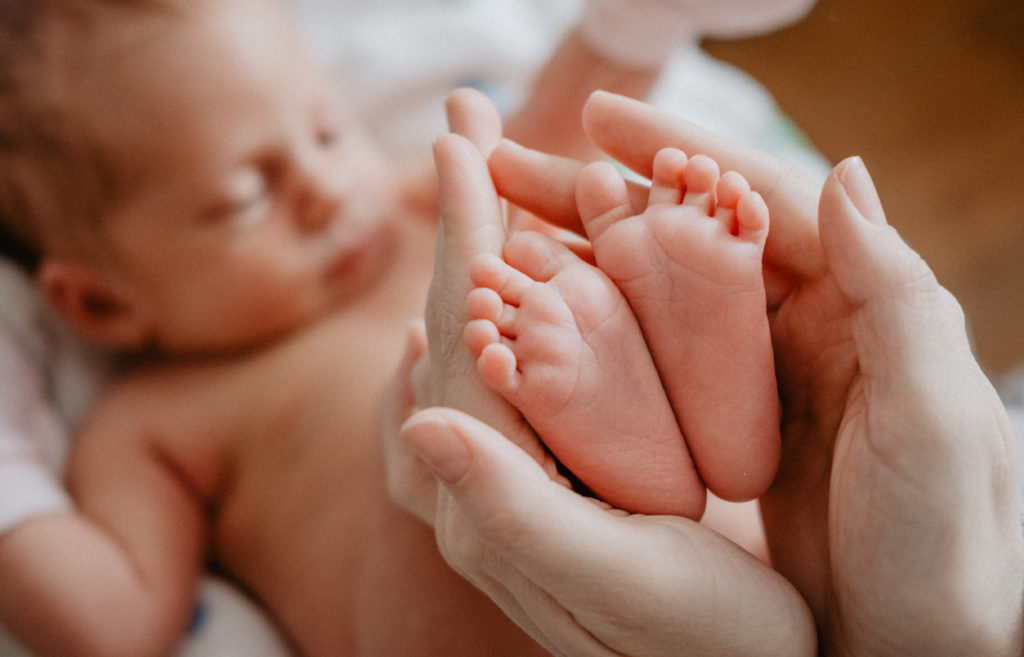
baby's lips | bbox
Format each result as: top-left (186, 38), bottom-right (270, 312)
top-left (324, 219), bottom-right (393, 293)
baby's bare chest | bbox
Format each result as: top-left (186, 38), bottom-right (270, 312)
top-left (204, 297), bottom-right (421, 609)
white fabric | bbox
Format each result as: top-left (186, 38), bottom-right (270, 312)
top-left (579, 0), bottom-right (699, 69)
top-left (0, 577), bottom-right (294, 657)
top-left (1010, 405), bottom-right (1024, 524)
top-left (0, 261), bottom-right (77, 536)
top-left (578, 0), bottom-right (816, 68)
top-left (649, 46), bottom-right (832, 183)
top-left (284, 0), bottom-right (581, 155)
top-left (176, 578), bottom-right (295, 657)
top-left (663, 0), bottom-right (818, 39)
top-left (998, 368), bottom-right (1024, 524)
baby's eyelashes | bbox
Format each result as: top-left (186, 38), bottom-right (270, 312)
top-left (203, 169), bottom-right (273, 227)
top-left (228, 187), bottom-right (272, 227)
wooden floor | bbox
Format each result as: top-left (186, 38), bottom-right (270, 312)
top-left (703, 0), bottom-right (1024, 376)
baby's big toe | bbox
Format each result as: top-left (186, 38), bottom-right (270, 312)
top-left (734, 191), bottom-right (769, 244)
top-left (576, 161), bottom-right (635, 242)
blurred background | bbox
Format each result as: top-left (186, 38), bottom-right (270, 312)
top-left (703, 0), bottom-right (1024, 378)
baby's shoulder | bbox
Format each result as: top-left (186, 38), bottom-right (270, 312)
top-left (78, 355), bottom-right (267, 458)
top-left (72, 356), bottom-right (274, 503)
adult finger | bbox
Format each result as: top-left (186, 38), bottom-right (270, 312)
top-left (429, 131), bottom-right (545, 462)
top-left (432, 133), bottom-right (507, 258)
top-left (445, 87), bottom-right (504, 157)
top-left (489, 140), bottom-right (651, 236)
top-left (489, 140), bottom-right (587, 234)
top-left (583, 91), bottom-right (827, 282)
top-left (403, 407), bottom-right (625, 583)
top-left (383, 322), bottom-right (438, 524)
top-left (401, 408), bottom-right (816, 657)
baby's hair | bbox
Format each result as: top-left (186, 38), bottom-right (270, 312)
top-left (0, 0), bottom-right (167, 271)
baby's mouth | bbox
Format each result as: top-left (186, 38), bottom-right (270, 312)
top-left (325, 217), bottom-right (391, 288)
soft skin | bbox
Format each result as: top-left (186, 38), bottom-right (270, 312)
top-left (401, 88), bottom-right (817, 657)
top-left (398, 91), bottom-right (1024, 657)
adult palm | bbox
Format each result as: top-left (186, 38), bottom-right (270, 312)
top-left (404, 88), bottom-right (816, 657)
top-left (493, 91), bottom-right (1024, 657)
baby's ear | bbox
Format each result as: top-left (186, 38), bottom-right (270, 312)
top-left (37, 258), bottom-right (150, 350)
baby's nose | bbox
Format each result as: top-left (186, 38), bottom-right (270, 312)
top-left (294, 171), bottom-right (346, 232)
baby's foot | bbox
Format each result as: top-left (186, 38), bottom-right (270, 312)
top-left (464, 230), bottom-right (706, 518)
top-left (577, 148), bottom-right (780, 502)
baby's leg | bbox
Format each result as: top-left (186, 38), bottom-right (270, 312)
top-left (577, 148), bottom-right (780, 502)
top-left (465, 230), bottom-right (706, 518)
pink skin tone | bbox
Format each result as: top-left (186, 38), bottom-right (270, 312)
top-left (579, 148), bottom-right (780, 503)
top-left (464, 231), bottom-right (705, 518)
top-left (466, 146), bottom-right (779, 514)
top-left (400, 91), bottom-right (1022, 657)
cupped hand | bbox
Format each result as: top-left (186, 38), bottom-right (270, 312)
top-left (402, 407), bottom-right (815, 657)
top-left (492, 91), bottom-right (1024, 656)
top-left (396, 88), bottom-right (816, 657)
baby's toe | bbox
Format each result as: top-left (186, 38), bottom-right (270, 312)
top-left (577, 161), bottom-right (635, 242)
top-left (734, 191), bottom-right (769, 245)
top-left (648, 148), bottom-right (688, 206)
top-left (680, 154), bottom-right (720, 214)
top-left (712, 171), bottom-right (749, 235)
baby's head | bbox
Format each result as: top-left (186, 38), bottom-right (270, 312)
top-left (0, 0), bottom-right (396, 355)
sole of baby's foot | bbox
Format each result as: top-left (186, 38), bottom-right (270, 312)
top-left (464, 230), bottom-right (706, 518)
top-left (577, 148), bottom-right (780, 502)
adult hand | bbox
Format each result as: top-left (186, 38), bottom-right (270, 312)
top-left (402, 407), bottom-right (815, 657)
top-left (492, 91), bottom-right (1024, 657)
top-left (399, 88), bottom-right (816, 657)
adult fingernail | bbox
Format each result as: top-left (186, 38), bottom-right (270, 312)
top-left (838, 156), bottom-right (887, 225)
top-left (492, 138), bottom-right (524, 159)
top-left (401, 412), bottom-right (471, 483)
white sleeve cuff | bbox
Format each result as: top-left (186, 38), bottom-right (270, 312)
top-left (578, 0), bottom-right (697, 70)
top-left (0, 462), bottom-right (73, 536)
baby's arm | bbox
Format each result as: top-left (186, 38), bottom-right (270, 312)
top-left (502, 23), bottom-right (660, 161)
top-left (503, 2), bottom-right (668, 161)
top-left (0, 385), bottom-right (206, 657)
top-left (505, 0), bottom-right (817, 162)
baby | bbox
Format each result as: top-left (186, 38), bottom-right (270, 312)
top-left (0, 1), bottom-right (787, 657)
top-left (0, 1), bottom-right (551, 655)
